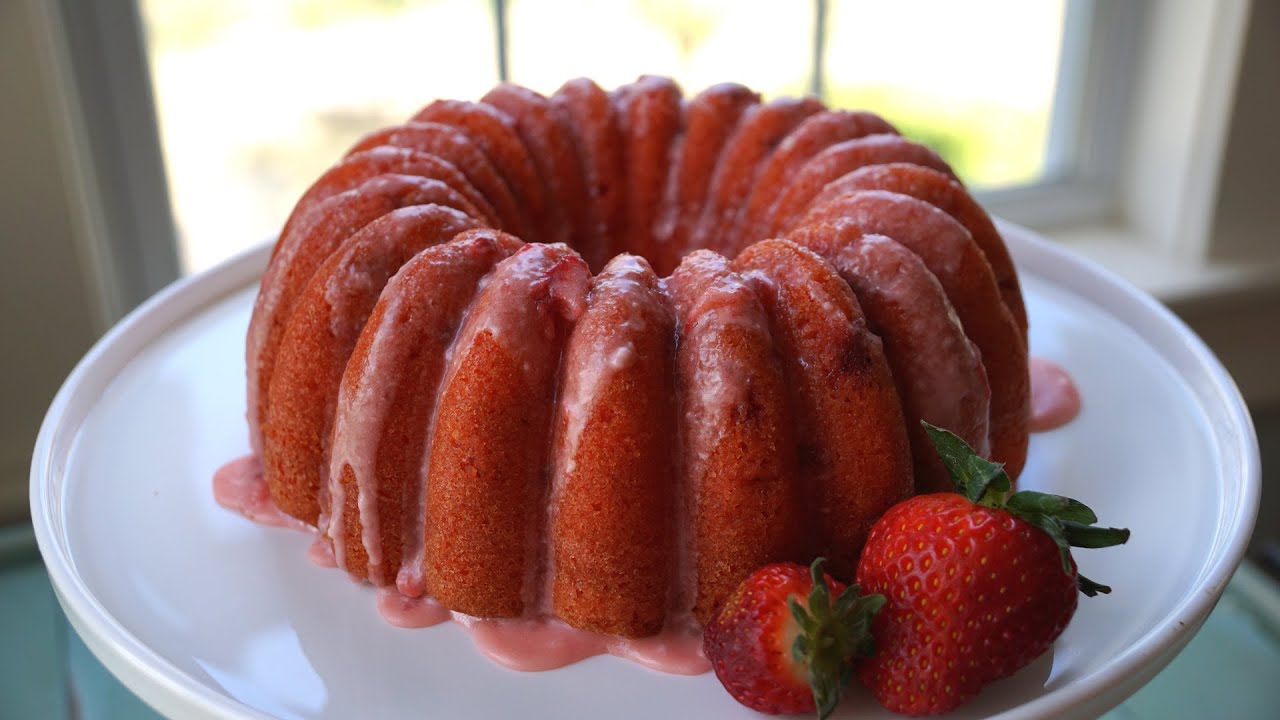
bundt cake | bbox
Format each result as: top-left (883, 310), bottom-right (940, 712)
top-left (225, 76), bottom-right (1032, 667)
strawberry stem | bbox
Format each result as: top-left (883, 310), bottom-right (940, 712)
top-left (922, 421), bottom-right (1131, 596)
top-left (788, 558), bottom-right (885, 720)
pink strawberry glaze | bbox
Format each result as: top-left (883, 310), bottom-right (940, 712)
top-left (1029, 357), bottom-right (1081, 432)
top-left (607, 627), bottom-right (709, 675)
top-left (464, 617), bottom-right (616, 672)
top-left (213, 455), bottom-right (309, 531)
top-left (375, 590), bottom-right (708, 674)
top-left (308, 536), bottom-right (338, 568)
top-left (376, 588), bottom-right (451, 628)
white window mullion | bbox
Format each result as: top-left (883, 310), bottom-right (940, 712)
top-left (1120, 0), bottom-right (1251, 262)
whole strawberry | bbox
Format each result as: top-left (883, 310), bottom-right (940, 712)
top-left (856, 422), bottom-right (1129, 716)
top-left (704, 559), bottom-right (885, 719)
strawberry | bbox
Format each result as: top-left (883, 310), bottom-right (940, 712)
top-left (704, 559), bottom-right (885, 719)
top-left (855, 422), bottom-right (1130, 716)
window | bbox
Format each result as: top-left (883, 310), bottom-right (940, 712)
top-left (134, 0), bottom-right (1072, 275)
top-left (37, 0), bottom-right (1270, 302)
top-left (9, 0), bottom-right (1276, 528)
top-left (821, 0), bottom-right (1067, 190)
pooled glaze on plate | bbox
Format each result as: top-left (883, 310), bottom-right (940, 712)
top-left (214, 456), bottom-right (711, 674)
top-left (1029, 357), bottom-right (1082, 432)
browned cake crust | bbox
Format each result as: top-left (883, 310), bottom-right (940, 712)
top-left (481, 83), bottom-right (590, 250)
top-left (331, 230), bottom-right (522, 585)
top-left (413, 100), bottom-right (551, 245)
top-left (548, 254), bottom-right (677, 637)
top-left (550, 78), bottom-right (626, 271)
top-left (247, 174), bottom-right (488, 457)
top-left (669, 251), bottom-right (804, 624)
top-left (789, 229), bottom-right (992, 493)
top-left (653, 83), bottom-right (759, 275)
top-left (263, 205), bottom-right (480, 524)
top-left (347, 122), bottom-right (529, 239)
top-left (811, 162), bottom-right (1028, 337)
top-left (614, 76), bottom-right (684, 266)
top-left (275, 146), bottom-right (497, 253)
top-left (737, 110), bottom-right (898, 249)
top-left (691, 97), bottom-right (824, 255)
top-left (420, 244), bottom-right (591, 618)
top-left (734, 240), bottom-right (913, 578)
top-left (794, 190), bottom-right (1030, 479)
top-left (765, 134), bottom-right (956, 237)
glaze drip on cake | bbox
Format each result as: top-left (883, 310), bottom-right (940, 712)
top-left (220, 76), bottom-right (1081, 673)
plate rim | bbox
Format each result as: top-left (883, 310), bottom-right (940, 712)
top-left (32, 243), bottom-right (276, 720)
top-left (30, 223), bottom-right (1261, 720)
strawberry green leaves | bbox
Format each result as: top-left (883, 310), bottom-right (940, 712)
top-left (922, 421), bottom-right (1131, 596)
top-left (922, 421), bottom-right (1010, 504)
top-left (705, 560), bottom-right (886, 719)
top-left (1005, 490), bottom-right (1097, 523)
top-left (787, 559), bottom-right (885, 720)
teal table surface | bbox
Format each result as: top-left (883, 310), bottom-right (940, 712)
top-left (3, 524), bottom-right (1278, 719)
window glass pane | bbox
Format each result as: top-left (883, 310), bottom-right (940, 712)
top-left (141, 0), bottom-right (1066, 275)
top-left (508, 0), bottom-right (814, 98)
top-left (824, 0), bottom-right (1066, 189)
top-left (139, 0), bottom-right (499, 274)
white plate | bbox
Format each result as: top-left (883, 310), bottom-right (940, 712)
top-left (31, 222), bottom-right (1260, 719)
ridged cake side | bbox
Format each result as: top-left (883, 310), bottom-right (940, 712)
top-left (245, 76), bottom-right (1031, 640)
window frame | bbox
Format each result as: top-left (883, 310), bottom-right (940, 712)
top-left (976, 0), bottom-right (1143, 231)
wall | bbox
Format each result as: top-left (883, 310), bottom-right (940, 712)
top-left (0, 1), bottom-right (101, 523)
top-left (1184, 0), bottom-right (1280, 568)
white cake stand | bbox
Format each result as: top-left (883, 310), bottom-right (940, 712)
top-left (30, 222), bottom-right (1259, 719)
